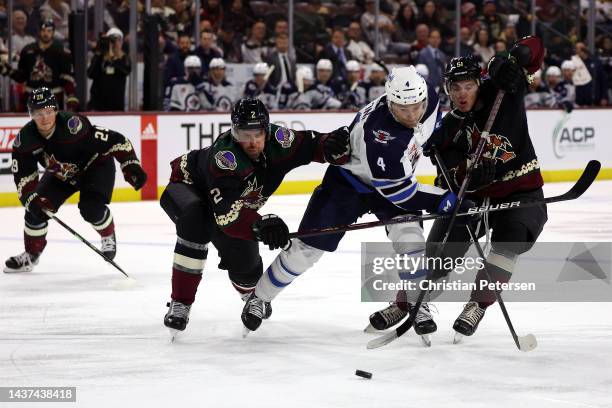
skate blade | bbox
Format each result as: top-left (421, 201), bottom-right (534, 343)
top-left (453, 332), bottom-right (464, 344)
top-left (168, 328), bottom-right (180, 342)
top-left (518, 334), bottom-right (538, 352)
top-left (420, 334), bottom-right (431, 347)
top-left (3, 266), bottom-right (34, 273)
top-left (363, 323), bottom-right (382, 334)
top-left (242, 326), bottom-right (251, 338)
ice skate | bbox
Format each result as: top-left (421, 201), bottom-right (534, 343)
top-left (101, 232), bottom-right (117, 260)
top-left (412, 302), bottom-right (437, 347)
top-left (453, 301), bottom-right (486, 344)
top-left (365, 303), bottom-right (407, 333)
top-left (164, 300), bottom-right (192, 341)
top-left (241, 292), bottom-right (271, 337)
top-left (4, 252), bottom-right (40, 273)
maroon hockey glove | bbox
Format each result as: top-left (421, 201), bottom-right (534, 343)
top-left (322, 126), bottom-right (350, 165)
top-left (252, 214), bottom-right (289, 250)
top-left (26, 194), bottom-right (55, 221)
top-left (122, 162), bottom-right (148, 190)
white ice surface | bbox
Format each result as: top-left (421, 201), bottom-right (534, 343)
top-left (1, 181), bottom-right (611, 408)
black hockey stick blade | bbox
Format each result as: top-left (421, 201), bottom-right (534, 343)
top-left (548, 160), bottom-right (600, 203)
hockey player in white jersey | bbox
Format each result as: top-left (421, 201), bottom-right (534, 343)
top-left (242, 62), bottom-right (278, 110)
top-left (163, 56), bottom-right (206, 111)
top-left (201, 58), bottom-right (237, 111)
top-left (292, 59), bottom-right (342, 110)
top-left (241, 66), bottom-right (472, 344)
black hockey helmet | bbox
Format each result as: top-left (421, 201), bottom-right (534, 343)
top-left (443, 56), bottom-right (481, 94)
top-left (27, 87), bottom-right (58, 114)
top-left (231, 98), bottom-right (270, 140)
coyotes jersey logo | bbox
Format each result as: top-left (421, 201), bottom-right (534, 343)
top-left (30, 55), bottom-right (54, 83)
top-left (465, 124), bottom-right (516, 163)
top-left (241, 177), bottom-right (267, 210)
top-left (45, 154), bottom-right (79, 181)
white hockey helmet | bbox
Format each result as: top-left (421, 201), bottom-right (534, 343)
top-left (184, 55), bottom-right (201, 69)
top-left (545, 65), bottom-right (561, 78)
top-left (253, 62), bottom-right (269, 75)
top-left (209, 57), bottom-right (226, 69)
top-left (415, 63), bottom-right (430, 80)
top-left (316, 59), bottom-right (333, 71)
top-left (346, 60), bottom-right (361, 72)
top-left (106, 27), bottom-right (124, 41)
top-left (385, 66), bottom-right (427, 105)
top-left (561, 60), bottom-right (576, 71)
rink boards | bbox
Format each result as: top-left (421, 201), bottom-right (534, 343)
top-left (0, 108), bottom-right (611, 206)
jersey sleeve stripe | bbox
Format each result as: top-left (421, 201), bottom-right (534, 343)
top-left (385, 182), bottom-right (418, 203)
top-left (371, 175), bottom-right (413, 188)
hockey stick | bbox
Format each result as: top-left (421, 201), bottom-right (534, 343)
top-left (45, 211), bottom-right (130, 278)
top-left (289, 160), bottom-right (600, 240)
top-left (365, 159), bottom-right (600, 349)
top-left (431, 147), bottom-right (536, 351)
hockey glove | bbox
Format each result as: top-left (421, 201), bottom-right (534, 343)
top-left (437, 192), bottom-right (476, 224)
top-left (488, 56), bottom-right (525, 94)
top-left (322, 126), bottom-right (350, 165)
top-left (122, 162), bottom-right (148, 190)
top-left (252, 214), bottom-right (289, 250)
top-left (26, 194), bottom-right (55, 221)
top-left (455, 157), bottom-right (496, 190)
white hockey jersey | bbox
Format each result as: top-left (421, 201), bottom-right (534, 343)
top-left (163, 77), bottom-right (206, 111)
top-left (201, 79), bottom-right (238, 111)
top-left (340, 85), bottom-right (447, 212)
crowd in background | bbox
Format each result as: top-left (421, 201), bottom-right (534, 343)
top-left (0, 0), bottom-right (611, 113)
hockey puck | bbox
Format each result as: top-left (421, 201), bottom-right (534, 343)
top-left (355, 370), bottom-right (372, 379)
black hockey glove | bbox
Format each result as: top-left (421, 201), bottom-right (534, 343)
top-left (122, 162), bottom-right (148, 190)
top-left (456, 157), bottom-right (496, 190)
top-left (252, 214), bottom-right (289, 250)
top-left (322, 126), bottom-right (350, 165)
top-left (488, 56), bottom-right (525, 94)
top-left (26, 194), bottom-right (55, 221)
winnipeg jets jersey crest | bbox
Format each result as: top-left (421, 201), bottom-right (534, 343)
top-left (164, 78), bottom-right (206, 111)
top-left (201, 79), bottom-right (238, 112)
top-left (340, 84), bottom-right (446, 211)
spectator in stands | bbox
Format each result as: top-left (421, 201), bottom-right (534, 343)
top-left (364, 62), bottom-right (386, 102)
top-left (241, 20), bottom-right (268, 63)
top-left (599, 35), bottom-right (612, 101)
top-left (201, 57), bottom-right (236, 111)
top-left (473, 28), bottom-right (494, 67)
top-left (223, 0), bottom-right (254, 37)
top-left (319, 27), bottom-right (354, 81)
top-left (200, 0), bottom-right (223, 33)
top-left (87, 27), bottom-right (131, 111)
top-left (417, 28), bottom-right (447, 91)
top-left (415, 63), bottom-right (429, 81)
top-left (266, 32), bottom-right (296, 88)
top-left (151, 0), bottom-right (177, 34)
top-left (11, 10), bottom-right (36, 60)
top-left (460, 2), bottom-right (479, 32)
top-left (458, 27), bottom-right (474, 57)
top-left (545, 65), bottom-right (575, 112)
top-left (346, 21), bottom-right (375, 64)
top-left (494, 39), bottom-right (507, 54)
top-left (418, 1), bottom-right (451, 37)
top-left (171, 0), bottom-right (194, 35)
top-left (500, 23), bottom-right (518, 49)
top-left (164, 32), bottom-right (192, 86)
top-left (361, 0), bottom-right (410, 55)
top-left (195, 30), bottom-right (222, 77)
top-left (573, 42), bottom-right (608, 106)
top-left (478, 0), bottom-right (506, 41)
top-left (217, 22), bottom-right (242, 63)
top-left (394, 3), bottom-right (418, 44)
top-left (15, 0), bottom-right (41, 38)
top-left (40, 0), bottom-right (70, 41)
top-left (409, 23), bottom-right (429, 62)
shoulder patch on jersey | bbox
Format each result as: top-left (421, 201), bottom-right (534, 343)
top-left (67, 116), bottom-right (83, 135)
top-left (372, 129), bottom-right (395, 145)
top-left (274, 127), bottom-right (295, 148)
top-left (215, 150), bottom-right (238, 170)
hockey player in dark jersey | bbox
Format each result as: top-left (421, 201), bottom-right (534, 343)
top-left (423, 38), bottom-right (548, 342)
top-left (0, 20), bottom-right (78, 112)
top-left (4, 87), bottom-right (147, 273)
top-left (241, 66), bottom-right (473, 343)
top-left (159, 98), bottom-right (350, 337)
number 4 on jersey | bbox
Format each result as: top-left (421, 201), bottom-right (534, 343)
top-left (377, 157), bottom-right (386, 172)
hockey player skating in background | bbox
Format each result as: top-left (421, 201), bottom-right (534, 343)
top-left (241, 66), bottom-right (473, 344)
top-left (423, 38), bottom-right (547, 342)
top-left (163, 56), bottom-right (206, 112)
top-left (159, 98), bottom-right (350, 338)
top-left (201, 58), bottom-right (237, 112)
top-left (4, 87), bottom-right (147, 273)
